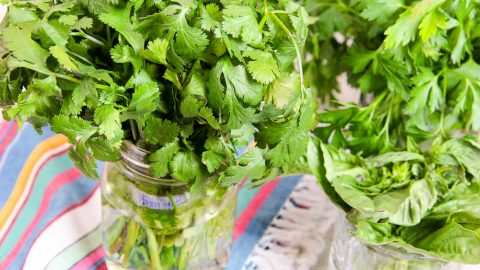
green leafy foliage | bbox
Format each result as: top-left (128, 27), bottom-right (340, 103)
top-left (316, 139), bottom-right (480, 263)
top-left (306, 0), bottom-right (480, 263)
top-left (222, 5), bottom-right (262, 46)
top-left (149, 141), bottom-right (180, 178)
top-left (0, 0), bottom-right (311, 190)
top-left (220, 148), bottom-right (266, 186)
top-left (94, 105), bottom-right (122, 140)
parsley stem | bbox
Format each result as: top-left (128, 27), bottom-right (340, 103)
top-left (335, 0), bottom-right (361, 17)
top-left (439, 72), bottom-right (447, 137)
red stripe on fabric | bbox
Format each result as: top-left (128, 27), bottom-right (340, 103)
top-left (233, 178), bottom-right (281, 242)
top-left (0, 121), bottom-right (18, 155)
top-left (96, 262), bottom-right (108, 270)
top-left (19, 186), bottom-right (100, 270)
top-left (70, 246), bottom-right (104, 270)
top-left (0, 168), bottom-right (82, 269)
top-left (0, 149), bottom-right (70, 244)
top-left (0, 121), bottom-right (11, 142)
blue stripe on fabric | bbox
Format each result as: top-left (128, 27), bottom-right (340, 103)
top-left (0, 125), bottom-right (56, 208)
top-left (226, 176), bottom-right (301, 270)
top-left (89, 258), bottom-right (106, 270)
top-left (9, 176), bottom-right (98, 269)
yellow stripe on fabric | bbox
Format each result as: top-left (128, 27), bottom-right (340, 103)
top-left (0, 135), bottom-right (69, 229)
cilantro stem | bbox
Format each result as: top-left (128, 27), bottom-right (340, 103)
top-left (71, 32), bottom-right (107, 47)
top-left (269, 13), bottom-right (305, 97)
top-left (130, 119), bottom-right (139, 141)
top-left (271, 10), bottom-right (289, 14)
top-left (55, 73), bottom-right (109, 90)
top-left (122, 219), bottom-right (140, 268)
top-left (146, 228), bottom-right (163, 270)
top-left (68, 51), bottom-right (95, 66)
top-left (106, 26), bottom-right (112, 47)
top-left (258, 0), bottom-right (269, 31)
top-left (220, 135), bottom-right (236, 163)
top-left (315, 1), bottom-right (361, 17)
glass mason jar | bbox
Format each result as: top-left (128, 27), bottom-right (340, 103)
top-left (101, 142), bottom-right (237, 270)
top-left (331, 217), bottom-right (464, 270)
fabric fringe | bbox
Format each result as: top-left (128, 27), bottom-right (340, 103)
top-left (242, 175), bottom-right (340, 270)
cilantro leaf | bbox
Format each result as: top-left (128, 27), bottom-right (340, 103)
top-left (149, 141), bottom-right (180, 178)
top-left (180, 95), bottom-right (202, 117)
top-left (220, 147), bottom-right (266, 186)
top-left (110, 44), bottom-right (142, 72)
top-left (94, 104), bottom-right (122, 140)
top-left (222, 5), bottom-right (262, 45)
top-left (69, 149), bottom-right (99, 179)
top-left (3, 26), bottom-right (49, 68)
top-left (72, 78), bottom-right (98, 109)
top-left (80, 0), bottom-right (114, 15)
top-left (244, 50), bottom-right (280, 84)
top-left (170, 151), bottom-right (204, 182)
top-left (49, 45), bottom-right (78, 72)
top-left (267, 73), bottom-right (301, 109)
top-left (51, 115), bottom-right (96, 143)
top-left (99, 8), bottom-right (145, 51)
top-left (200, 3), bottom-right (222, 31)
top-left (210, 58), bottom-right (263, 106)
top-left (265, 104), bottom-right (315, 170)
top-left (224, 89), bottom-right (256, 130)
top-left (202, 134), bottom-right (228, 173)
top-left (175, 15), bottom-right (209, 60)
top-left (73, 17), bottom-right (94, 30)
top-left (232, 123), bottom-right (255, 148)
top-left (145, 117), bottom-right (180, 146)
top-left (129, 82), bottom-right (160, 115)
top-left (89, 137), bottom-right (121, 161)
top-left (199, 107), bottom-right (221, 130)
top-left (139, 39), bottom-right (169, 65)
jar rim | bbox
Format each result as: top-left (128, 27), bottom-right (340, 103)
top-left (117, 141), bottom-right (186, 186)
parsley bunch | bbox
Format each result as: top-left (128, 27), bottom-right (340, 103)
top-left (306, 0), bottom-right (480, 264)
top-left (0, 0), bottom-right (314, 189)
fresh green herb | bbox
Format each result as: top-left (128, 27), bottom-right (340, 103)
top-left (306, 0), bottom-right (480, 264)
top-left (0, 1), bottom-right (314, 269)
top-left (0, 0), bottom-right (314, 187)
top-left (314, 138), bottom-right (480, 264)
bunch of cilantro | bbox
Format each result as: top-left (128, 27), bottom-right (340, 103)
top-left (306, 0), bottom-right (480, 264)
top-left (0, 0), bottom-right (315, 190)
